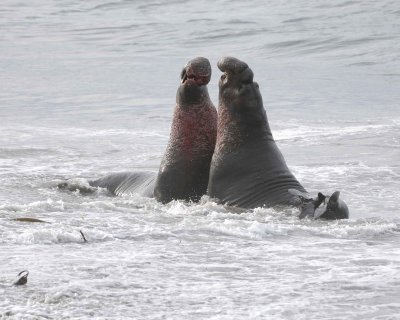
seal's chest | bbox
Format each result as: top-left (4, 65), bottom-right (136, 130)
top-left (174, 110), bottom-right (216, 158)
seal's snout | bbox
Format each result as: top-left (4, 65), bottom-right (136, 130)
top-left (240, 68), bottom-right (254, 84)
top-left (217, 57), bottom-right (249, 74)
top-left (218, 56), bottom-right (254, 85)
top-left (181, 57), bottom-right (211, 86)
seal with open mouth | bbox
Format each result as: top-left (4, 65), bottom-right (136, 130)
top-left (154, 57), bottom-right (217, 203)
top-left (86, 58), bottom-right (217, 203)
top-left (207, 57), bottom-right (349, 219)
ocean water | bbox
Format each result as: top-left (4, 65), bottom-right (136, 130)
top-left (1, 0), bottom-right (400, 319)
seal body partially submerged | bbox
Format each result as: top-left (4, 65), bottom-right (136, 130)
top-left (87, 57), bottom-right (217, 203)
top-left (89, 171), bottom-right (156, 197)
top-left (207, 57), bottom-right (349, 219)
top-left (154, 57), bottom-right (217, 203)
top-left (207, 57), bottom-right (306, 208)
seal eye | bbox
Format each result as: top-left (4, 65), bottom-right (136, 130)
top-left (221, 74), bottom-right (226, 81)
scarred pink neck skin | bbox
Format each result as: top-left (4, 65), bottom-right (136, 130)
top-left (164, 57), bottom-right (216, 164)
top-left (165, 87), bottom-right (217, 163)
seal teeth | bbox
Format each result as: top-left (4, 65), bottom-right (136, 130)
top-left (180, 67), bottom-right (187, 83)
top-left (182, 73), bottom-right (188, 84)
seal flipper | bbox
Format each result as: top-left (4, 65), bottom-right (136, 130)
top-left (288, 189), bottom-right (316, 219)
top-left (316, 192), bottom-right (326, 206)
top-left (318, 191), bottom-right (349, 220)
top-left (298, 201), bottom-right (316, 219)
top-left (299, 194), bottom-right (326, 219)
top-left (90, 171), bottom-right (156, 197)
top-left (329, 191), bottom-right (340, 202)
top-left (289, 187), bottom-right (349, 220)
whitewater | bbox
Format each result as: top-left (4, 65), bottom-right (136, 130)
top-left (1, 0), bottom-right (399, 319)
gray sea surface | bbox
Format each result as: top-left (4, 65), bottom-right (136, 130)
top-left (1, 0), bottom-right (399, 319)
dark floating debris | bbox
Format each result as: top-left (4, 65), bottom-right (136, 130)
top-left (79, 230), bottom-right (88, 243)
top-left (14, 270), bottom-right (29, 286)
top-left (12, 217), bottom-right (50, 223)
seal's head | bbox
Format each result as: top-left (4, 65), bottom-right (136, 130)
top-left (215, 57), bottom-right (269, 144)
top-left (155, 57), bottom-right (217, 204)
top-left (177, 57), bottom-right (211, 106)
top-left (217, 57), bottom-right (263, 115)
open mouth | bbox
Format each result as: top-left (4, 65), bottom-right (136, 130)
top-left (181, 70), bottom-right (209, 86)
top-left (217, 56), bottom-right (256, 91)
top-left (181, 71), bottom-right (196, 84)
top-left (180, 57), bottom-right (211, 86)
top-left (217, 57), bottom-right (254, 89)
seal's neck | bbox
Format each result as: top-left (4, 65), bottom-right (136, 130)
top-left (215, 103), bottom-right (273, 154)
top-left (177, 85), bottom-right (210, 108)
top-left (168, 93), bottom-right (217, 160)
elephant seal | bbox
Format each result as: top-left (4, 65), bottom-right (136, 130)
top-left (154, 57), bottom-right (217, 203)
top-left (86, 57), bottom-right (217, 202)
top-left (207, 57), bottom-right (348, 219)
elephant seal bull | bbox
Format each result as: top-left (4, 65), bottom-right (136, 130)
top-left (154, 57), bottom-right (217, 203)
top-left (207, 56), bottom-right (348, 219)
top-left (87, 57), bottom-right (217, 203)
